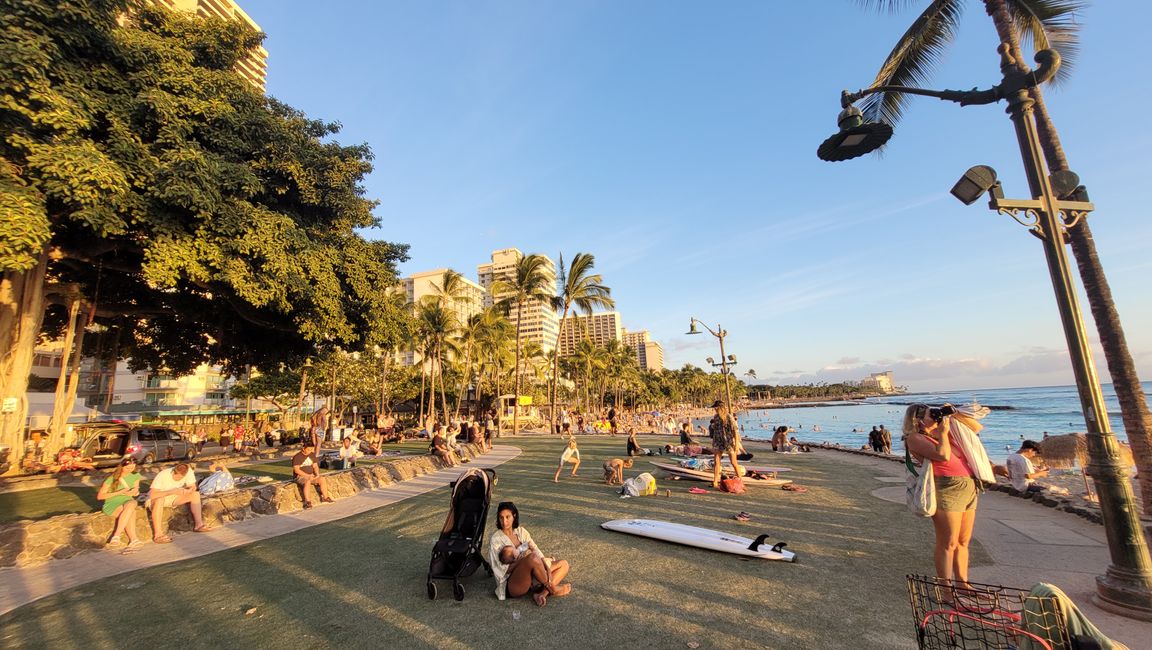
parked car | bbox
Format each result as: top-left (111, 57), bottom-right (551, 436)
top-left (77, 422), bottom-right (196, 467)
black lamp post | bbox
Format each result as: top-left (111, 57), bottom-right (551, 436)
top-left (819, 45), bottom-right (1152, 619)
top-left (687, 318), bottom-right (736, 414)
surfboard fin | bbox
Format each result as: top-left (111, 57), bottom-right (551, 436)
top-left (771, 542), bottom-right (787, 553)
top-left (747, 534), bottom-right (771, 551)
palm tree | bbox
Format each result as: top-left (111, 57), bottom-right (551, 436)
top-left (415, 300), bottom-right (459, 425)
top-left (549, 252), bottom-right (614, 433)
top-left (854, 0), bottom-right (1152, 512)
top-left (491, 254), bottom-right (555, 435)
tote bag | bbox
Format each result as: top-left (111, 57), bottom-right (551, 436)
top-left (905, 446), bottom-right (936, 517)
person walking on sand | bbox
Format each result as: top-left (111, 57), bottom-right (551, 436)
top-left (708, 400), bottom-right (743, 489)
top-left (553, 438), bottom-right (581, 482)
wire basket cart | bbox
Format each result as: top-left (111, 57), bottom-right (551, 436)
top-left (907, 575), bottom-right (1075, 650)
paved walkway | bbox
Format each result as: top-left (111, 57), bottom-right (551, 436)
top-left (834, 450), bottom-right (1150, 647)
top-left (0, 445), bottom-right (521, 617)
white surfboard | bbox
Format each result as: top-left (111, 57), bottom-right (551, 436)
top-left (649, 461), bottom-right (793, 487)
top-left (601, 518), bottom-right (797, 561)
top-left (664, 456), bottom-right (793, 473)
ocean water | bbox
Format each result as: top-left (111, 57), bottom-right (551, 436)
top-left (710, 382), bottom-right (1149, 464)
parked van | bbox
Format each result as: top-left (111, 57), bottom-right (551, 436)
top-left (77, 422), bottom-right (196, 467)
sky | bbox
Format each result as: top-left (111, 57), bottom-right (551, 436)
top-left (239, 1), bottom-right (1151, 392)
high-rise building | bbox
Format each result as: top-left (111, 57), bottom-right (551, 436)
top-left (557, 311), bottom-right (623, 357)
top-left (622, 329), bottom-right (664, 372)
top-left (153, 0), bottom-right (269, 89)
top-left (399, 269), bottom-right (485, 366)
top-left (477, 248), bottom-right (559, 353)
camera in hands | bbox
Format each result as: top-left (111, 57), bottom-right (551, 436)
top-left (928, 405), bottom-right (955, 423)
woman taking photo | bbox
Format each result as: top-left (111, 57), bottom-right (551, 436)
top-left (904, 404), bottom-right (985, 590)
top-left (97, 457), bottom-right (144, 552)
top-left (487, 501), bottom-right (571, 606)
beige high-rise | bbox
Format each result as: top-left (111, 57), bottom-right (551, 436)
top-left (399, 269), bottom-right (485, 366)
top-left (477, 248), bottom-right (559, 353)
top-left (557, 311), bottom-right (623, 357)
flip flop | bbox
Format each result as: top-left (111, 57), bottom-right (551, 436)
top-left (734, 512), bottom-right (751, 522)
top-left (782, 484), bottom-right (808, 493)
top-left (687, 487), bottom-right (709, 494)
top-left (193, 525), bottom-right (214, 533)
top-left (152, 535), bottom-right (172, 544)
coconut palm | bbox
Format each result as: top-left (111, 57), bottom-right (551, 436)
top-left (491, 254), bottom-right (555, 435)
top-left (415, 300), bottom-right (459, 425)
top-left (549, 252), bottom-right (614, 433)
top-left (855, 0), bottom-right (1152, 512)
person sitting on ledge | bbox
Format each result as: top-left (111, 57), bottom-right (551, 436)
top-left (293, 441), bottom-right (333, 508)
top-left (1006, 440), bottom-right (1049, 495)
top-left (429, 427), bottom-right (460, 467)
top-left (97, 458), bottom-right (144, 551)
top-left (148, 462), bottom-right (212, 543)
top-left (337, 436), bottom-right (361, 469)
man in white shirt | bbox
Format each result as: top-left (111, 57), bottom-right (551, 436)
top-left (336, 436), bottom-right (361, 469)
top-left (148, 463), bottom-right (210, 542)
top-left (1006, 440), bottom-right (1049, 494)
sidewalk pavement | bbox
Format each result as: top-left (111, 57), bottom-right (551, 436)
top-left (831, 450), bottom-right (1150, 647)
top-left (0, 445), bottom-right (520, 617)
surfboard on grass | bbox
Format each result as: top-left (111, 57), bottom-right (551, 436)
top-left (663, 456), bottom-right (793, 473)
top-left (649, 461), bottom-right (793, 487)
top-left (601, 518), bottom-right (797, 562)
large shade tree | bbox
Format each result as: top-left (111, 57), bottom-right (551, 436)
top-left (0, 1), bottom-right (408, 461)
top-left (854, 0), bottom-right (1152, 512)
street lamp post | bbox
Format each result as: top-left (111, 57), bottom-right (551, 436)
top-left (686, 318), bottom-right (737, 413)
top-left (818, 45), bottom-right (1152, 619)
top-left (296, 358), bottom-right (312, 430)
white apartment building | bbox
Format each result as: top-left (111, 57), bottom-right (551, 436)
top-left (557, 311), bottom-right (623, 357)
top-left (152, 0), bottom-right (269, 89)
top-left (477, 248), bottom-right (559, 353)
top-left (400, 268), bottom-right (485, 366)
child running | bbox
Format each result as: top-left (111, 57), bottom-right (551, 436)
top-left (553, 438), bottom-right (581, 482)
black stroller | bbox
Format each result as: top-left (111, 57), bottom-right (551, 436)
top-left (426, 467), bottom-right (497, 601)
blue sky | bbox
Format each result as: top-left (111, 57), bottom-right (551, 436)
top-left (241, 1), bottom-right (1151, 392)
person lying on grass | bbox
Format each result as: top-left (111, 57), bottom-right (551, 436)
top-left (488, 502), bottom-right (571, 606)
top-left (602, 457), bottom-right (633, 485)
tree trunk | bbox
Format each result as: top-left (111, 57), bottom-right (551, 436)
top-left (0, 252), bottom-right (50, 472)
top-left (513, 300), bottom-right (523, 435)
top-left (984, 0), bottom-right (1152, 513)
top-left (550, 305), bottom-right (569, 435)
top-left (47, 297), bottom-right (90, 450)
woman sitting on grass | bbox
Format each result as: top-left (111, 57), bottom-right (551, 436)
top-left (96, 457), bottom-right (144, 552)
top-left (488, 501), bottom-right (571, 606)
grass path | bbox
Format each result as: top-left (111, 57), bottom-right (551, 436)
top-left (0, 436), bottom-right (963, 649)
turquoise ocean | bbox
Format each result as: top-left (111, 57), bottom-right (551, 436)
top-left (701, 382), bottom-right (1149, 464)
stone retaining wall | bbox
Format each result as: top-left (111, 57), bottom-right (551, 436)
top-left (0, 444), bottom-right (485, 568)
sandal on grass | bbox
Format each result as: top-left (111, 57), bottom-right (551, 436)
top-left (687, 487), bottom-right (709, 494)
top-left (782, 484), bottom-right (808, 493)
top-left (734, 512), bottom-right (751, 522)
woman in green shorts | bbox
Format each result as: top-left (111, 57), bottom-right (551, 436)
top-left (904, 404), bottom-right (979, 589)
top-left (96, 458), bottom-right (144, 551)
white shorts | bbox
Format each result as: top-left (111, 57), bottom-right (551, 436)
top-left (560, 448), bottom-right (580, 463)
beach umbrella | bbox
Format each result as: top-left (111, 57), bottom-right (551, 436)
top-left (1039, 433), bottom-right (1135, 500)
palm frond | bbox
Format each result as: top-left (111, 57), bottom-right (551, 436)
top-left (860, 0), bottom-right (964, 126)
top-left (852, 0), bottom-right (926, 13)
top-left (1006, 0), bottom-right (1084, 87)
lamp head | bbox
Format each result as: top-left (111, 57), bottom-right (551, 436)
top-left (685, 320), bottom-right (700, 335)
top-left (706, 357), bottom-right (715, 365)
top-left (817, 105), bottom-right (894, 162)
top-left (303, 358), bottom-right (313, 369)
top-left (950, 165), bottom-right (998, 205)
top-left (727, 354), bottom-right (737, 363)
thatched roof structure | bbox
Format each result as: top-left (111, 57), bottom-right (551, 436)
top-left (1038, 433), bottom-right (1134, 469)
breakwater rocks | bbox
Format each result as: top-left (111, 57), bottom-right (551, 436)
top-left (0, 444), bottom-right (487, 569)
top-left (801, 442), bottom-right (1138, 531)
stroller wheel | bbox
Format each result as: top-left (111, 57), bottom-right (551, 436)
top-left (454, 582), bottom-right (466, 601)
top-left (427, 581), bottom-right (437, 600)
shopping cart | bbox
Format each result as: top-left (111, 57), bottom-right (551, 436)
top-left (906, 575), bottom-right (1078, 649)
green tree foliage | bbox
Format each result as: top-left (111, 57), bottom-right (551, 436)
top-left (0, 1), bottom-right (408, 457)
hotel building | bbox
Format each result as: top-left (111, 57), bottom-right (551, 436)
top-left (477, 248), bottom-right (559, 353)
top-left (622, 329), bottom-right (664, 372)
top-left (399, 269), bottom-right (485, 366)
top-left (557, 311), bottom-right (623, 357)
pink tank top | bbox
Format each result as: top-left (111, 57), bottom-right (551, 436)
top-left (925, 434), bottom-right (973, 477)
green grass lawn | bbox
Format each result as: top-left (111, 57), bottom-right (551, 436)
top-left (0, 487), bottom-right (103, 524)
top-left (0, 436), bottom-right (982, 649)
